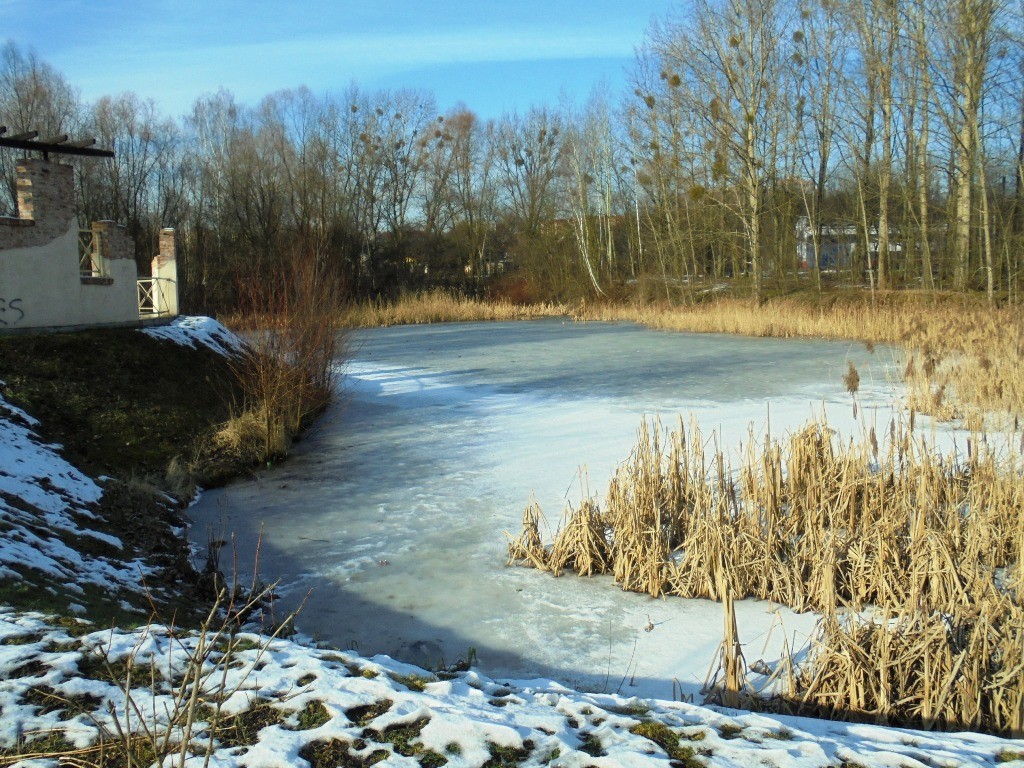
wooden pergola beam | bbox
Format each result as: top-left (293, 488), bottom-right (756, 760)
top-left (0, 127), bottom-right (113, 158)
top-left (3, 129), bottom-right (39, 142)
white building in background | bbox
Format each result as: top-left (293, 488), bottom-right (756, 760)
top-left (796, 215), bottom-right (903, 271)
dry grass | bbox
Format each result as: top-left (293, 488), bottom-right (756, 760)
top-left (338, 289), bottom-right (569, 328)
top-left (578, 292), bottom-right (966, 343)
top-left (508, 415), bottom-right (1024, 733)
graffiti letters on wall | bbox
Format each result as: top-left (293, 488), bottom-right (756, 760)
top-left (0, 298), bottom-right (25, 326)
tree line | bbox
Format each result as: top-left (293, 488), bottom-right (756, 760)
top-left (2, 0), bottom-right (1022, 310)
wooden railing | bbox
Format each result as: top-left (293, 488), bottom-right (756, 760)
top-left (78, 229), bottom-right (99, 276)
top-left (137, 277), bottom-right (173, 317)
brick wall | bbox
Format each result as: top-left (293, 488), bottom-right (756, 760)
top-left (92, 220), bottom-right (135, 263)
top-left (154, 227), bottom-right (177, 270)
top-left (0, 160), bottom-right (76, 251)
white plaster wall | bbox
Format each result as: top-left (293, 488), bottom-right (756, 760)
top-left (0, 223), bottom-right (140, 331)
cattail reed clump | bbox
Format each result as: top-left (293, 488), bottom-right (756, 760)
top-left (843, 360), bottom-right (860, 394)
top-left (508, 414), bottom-right (1024, 733)
top-left (778, 596), bottom-right (1024, 735)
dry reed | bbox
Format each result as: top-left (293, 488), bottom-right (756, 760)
top-left (778, 597), bottom-right (1024, 734)
top-left (338, 289), bottom-right (569, 328)
top-left (508, 415), bottom-right (1024, 733)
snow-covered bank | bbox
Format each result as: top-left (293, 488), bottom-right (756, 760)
top-left (0, 391), bottom-right (154, 603)
top-left (4, 608), bottom-right (1024, 768)
top-left (141, 315), bottom-right (246, 358)
top-left (0, 317), bottom-right (244, 609)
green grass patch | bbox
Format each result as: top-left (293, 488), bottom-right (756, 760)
top-left (297, 738), bottom-right (389, 768)
top-left (212, 699), bottom-right (285, 748)
top-left (22, 685), bottom-right (103, 719)
top-left (0, 631), bottom-right (45, 645)
top-left (605, 703), bottom-right (651, 717)
top-left (0, 731), bottom-right (80, 763)
top-left (390, 672), bottom-right (435, 692)
top-left (578, 731), bottom-right (604, 757)
top-left (8, 658), bottom-right (48, 679)
top-left (345, 699), bottom-right (392, 726)
top-left (482, 740), bottom-right (533, 767)
top-left (629, 720), bottom-right (703, 766)
top-left (296, 699), bottom-right (332, 730)
top-left (717, 723), bottom-right (744, 740)
top-left (74, 650), bottom-right (136, 684)
top-left (365, 716), bottom-right (446, 765)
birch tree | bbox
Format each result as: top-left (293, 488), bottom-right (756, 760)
top-left (933, 0), bottom-right (1002, 294)
top-left (651, 0), bottom-right (791, 304)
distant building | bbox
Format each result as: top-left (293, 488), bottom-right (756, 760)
top-left (796, 216), bottom-right (902, 271)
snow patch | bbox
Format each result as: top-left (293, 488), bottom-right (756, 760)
top-left (0, 391), bottom-right (153, 595)
top-left (1, 609), bottom-right (1022, 768)
top-left (141, 315), bottom-right (246, 357)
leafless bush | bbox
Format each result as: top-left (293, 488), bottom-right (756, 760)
top-left (76, 581), bottom-right (301, 768)
top-left (225, 252), bottom-right (347, 462)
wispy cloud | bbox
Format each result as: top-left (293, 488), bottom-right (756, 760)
top-left (57, 24), bottom-right (638, 113)
top-left (133, 25), bottom-right (636, 75)
top-left (30, 1), bottom-right (664, 117)
top-left (259, 27), bottom-right (632, 65)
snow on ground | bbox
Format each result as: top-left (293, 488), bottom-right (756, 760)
top-left (141, 316), bottom-right (246, 358)
top-left (2, 608), bottom-right (1023, 767)
top-left (0, 393), bottom-right (153, 595)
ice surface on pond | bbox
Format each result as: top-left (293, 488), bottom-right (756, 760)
top-left (188, 319), bottom-right (905, 700)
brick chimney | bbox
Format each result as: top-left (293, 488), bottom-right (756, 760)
top-left (15, 159), bottom-right (76, 233)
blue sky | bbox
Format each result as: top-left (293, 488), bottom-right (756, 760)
top-left (3, 0), bottom-right (673, 120)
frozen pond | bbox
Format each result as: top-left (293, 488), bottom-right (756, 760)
top-left (188, 319), bottom-right (903, 700)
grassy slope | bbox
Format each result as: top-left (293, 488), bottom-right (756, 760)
top-left (0, 327), bottom-right (243, 480)
top-left (0, 326), bottom-right (246, 622)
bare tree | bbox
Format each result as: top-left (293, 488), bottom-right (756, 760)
top-left (564, 90), bottom-right (626, 296)
top-left (445, 107), bottom-right (498, 282)
top-left (844, 0), bottom-right (902, 289)
top-left (493, 106), bottom-right (564, 236)
top-left (933, 0), bottom-right (1002, 295)
top-left (650, 0), bottom-right (792, 304)
top-left (80, 92), bottom-right (181, 263)
top-left (903, 0), bottom-right (937, 288)
top-left (793, 0), bottom-right (846, 289)
top-left (0, 42), bottom-right (80, 214)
